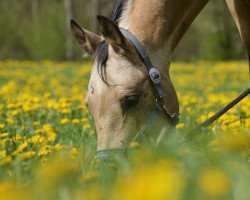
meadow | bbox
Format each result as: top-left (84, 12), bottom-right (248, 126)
top-left (0, 60), bottom-right (249, 200)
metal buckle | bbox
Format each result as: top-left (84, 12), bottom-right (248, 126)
top-left (149, 68), bottom-right (161, 84)
top-left (155, 98), bottom-right (179, 127)
top-left (163, 105), bottom-right (179, 126)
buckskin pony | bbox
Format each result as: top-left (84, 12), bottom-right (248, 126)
top-left (71, 0), bottom-right (250, 155)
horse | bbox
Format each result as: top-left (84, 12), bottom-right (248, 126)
top-left (71, 0), bottom-right (250, 154)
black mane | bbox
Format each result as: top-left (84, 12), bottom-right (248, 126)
top-left (95, 0), bottom-right (128, 82)
top-left (111, 0), bottom-right (128, 24)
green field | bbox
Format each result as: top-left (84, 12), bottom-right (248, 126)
top-left (0, 61), bottom-right (249, 200)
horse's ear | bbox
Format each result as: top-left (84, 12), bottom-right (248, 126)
top-left (71, 19), bottom-right (101, 56)
top-left (97, 15), bottom-right (135, 55)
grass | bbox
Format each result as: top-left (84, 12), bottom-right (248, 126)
top-left (0, 60), bottom-right (249, 200)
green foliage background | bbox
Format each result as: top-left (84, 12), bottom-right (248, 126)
top-left (0, 0), bottom-right (247, 61)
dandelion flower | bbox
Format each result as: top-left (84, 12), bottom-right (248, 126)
top-left (83, 124), bottom-right (91, 130)
top-left (19, 151), bottom-right (36, 161)
top-left (6, 117), bottom-right (14, 124)
top-left (72, 119), bottom-right (80, 124)
top-left (61, 118), bottom-right (69, 125)
top-left (199, 168), bottom-right (230, 198)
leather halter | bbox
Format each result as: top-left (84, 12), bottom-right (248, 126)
top-left (95, 28), bottom-right (179, 159)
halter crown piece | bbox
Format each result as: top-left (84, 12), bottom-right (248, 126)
top-left (119, 28), bottom-right (179, 126)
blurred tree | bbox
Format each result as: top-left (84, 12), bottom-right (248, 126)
top-left (90, 0), bottom-right (113, 32)
top-left (90, 0), bottom-right (99, 32)
top-left (64, 0), bottom-right (74, 59)
top-left (0, 0), bottom-right (247, 61)
top-left (173, 0), bottom-right (246, 61)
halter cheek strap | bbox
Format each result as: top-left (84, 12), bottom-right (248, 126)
top-left (119, 28), bottom-right (179, 125)
top-left (119, 28), bottom-right (166, 99)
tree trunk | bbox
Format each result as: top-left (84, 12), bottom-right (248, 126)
top-left (90, 0), bottom-right (99, 32)
top-left (31, 0), bottom-right (39, 20)
top-left (64, 0), bottom-right (73, 60)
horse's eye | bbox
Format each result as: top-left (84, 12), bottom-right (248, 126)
top-left (121, 94), bottom-right (140, 111)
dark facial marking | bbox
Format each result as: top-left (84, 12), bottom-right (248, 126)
top-left (91, 86), bottom-right (95, 94)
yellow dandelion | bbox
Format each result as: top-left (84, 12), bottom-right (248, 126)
top-left (43, 92), bottom-right (51, 99)
top-left (35, 129), bottom-right (44, 134)
top-left (198, 115), bottom-right (207, 123)
top-left (176, 123), bottom-right (185, 129)
top-left (228, 120), bottom-right (241, 129)
top-left (83, 124), bottom-right (91, 130)
top-left (0, 132), bottom-right (9, 138)
top-left (78, 104), bottom-right (87, 110)
top-left (72, 118), bottom-right (80, 124)
top-left (0, 150), bottom-right (6, 158)
top-left (43, 124), bottom-right (53, 132)
top-left (6, 117), bottom-right (14, 124)
top-left (22, 104), bottom-right (32, 112)
top-left (11, 109), bottom-right (20, 116)
top-left (0, 156), bottom-right (13, 165)
top-left (89, 130), bottom-right (96, 135)
top-left (70, 147), bottom-right (78, 158)
top-left (199, 168), bottom-right (230, 198)
top-left (129, 141), bottom-right (140, 149)
top-left (112, 160), bottom-right (185, 200)
top-left (54, 144), bottom-right (64, 150)
top-left (61, 108), bottom-right (71, 114)
top-left (223, 134), bottom-right (250, 151)
top-left (61, 118), bottom-right (69, 125)
top-left (81, 117), bottom-right (88, 123)
top-left (0, 138), bottom-right (10, 148)
top-left (0, 124), bottom-right (5, 129)
top-left (60, 102), bottom-right (68, 109)
top-left (17, 141), bottom-right (28, 152)
top-left (47, 131), bottom-right (57, 142)
top-left (186, 107), bottom-right (194, 114)
top-left (19, 151), bottom-right (36, 161)
top-left (14, 134), bottom-right (22, 141)
top-left (245, 118), bottom-right (250, 128)
top-left (208, 111), bottom-right (215, 118)
top-left (32, 121), bottom-right (41, 127)
top-left (32, 97), bottom-right (40, 103)
top-left (30, 135), bottom-right (46, 144)
top-left (38, 145), bottom-right (53, 156)
top-left (7, 103), bottom-right (16, 109)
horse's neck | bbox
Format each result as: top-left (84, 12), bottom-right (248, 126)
top-left (119, 0), bottom-right (208, 73)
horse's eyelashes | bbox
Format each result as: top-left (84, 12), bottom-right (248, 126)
top-left (121, 94), bottom-right (140, 111)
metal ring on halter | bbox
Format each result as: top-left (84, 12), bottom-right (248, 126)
top-left (156, 96), bottom-right (167, 106)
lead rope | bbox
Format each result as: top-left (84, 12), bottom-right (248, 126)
top-left (177, 88), bottom-right (250, 144)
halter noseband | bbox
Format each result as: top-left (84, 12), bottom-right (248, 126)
top-left (95, 28), bottom-right (179, 160)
